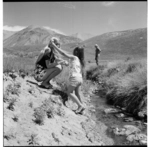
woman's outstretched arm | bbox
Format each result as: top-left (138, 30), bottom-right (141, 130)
top-left (51, 42), bottom-right (75, 60)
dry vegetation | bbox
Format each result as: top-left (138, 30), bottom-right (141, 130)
top-left (86, 58), bottom-right (147, 116)
top-left (3, 56), bottom-right (34, 74)
top-left (3, 53), bottom-right (147, 117)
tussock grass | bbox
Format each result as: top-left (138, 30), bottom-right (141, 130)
top-left (86, 59), bottom-right (147, 115)
top-left (33, 107), bottom-right (46, 125)
top-left (33, 96), bottom-right (65, 125)
top-left (6, 84), bottom-right (20, 96)
top-left (3, 56), bottom-right (34, 74)
top-left (7, 98), bottom-right (17, 111)
top-left (27, 134), bottom-right (39, 146)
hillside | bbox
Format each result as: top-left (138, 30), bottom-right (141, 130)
top-left (3, 28), bottom-right (147, 62)
top-left (3, 69), bottom-right (147, 146)
top-left (3, 71), bottom-right (113, 146)
top-left (71, 33), bottom-right (94, 41)
top-left (3, 30), bottom-right (17, 40)
top-left (3, 25), bottom-right (81, 48)
top-left (79, 28), bottom-right (147, 61)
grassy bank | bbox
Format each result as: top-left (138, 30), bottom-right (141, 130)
top-left (3, 56), bottom-right (35, 74)
top-left (86, 59), bottom-right (147, 115)
top-left (3, 54), bottom-right (147, 116)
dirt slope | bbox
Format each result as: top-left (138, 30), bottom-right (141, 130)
top-left (3, 72), bottom-right (113, 146)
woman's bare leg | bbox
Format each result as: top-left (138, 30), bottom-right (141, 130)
top-left (41, 67), bottom-right (62, 86)
top-left (67, 85), bottom-right (83, 109)
top-left (75, 84), bottom-right (83, 104)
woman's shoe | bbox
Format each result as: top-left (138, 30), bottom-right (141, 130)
top-left (75, 107), bottom-right (85, 115)
top-left (39, 84), bottom-right (53, 89)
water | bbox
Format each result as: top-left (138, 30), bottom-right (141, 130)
top-left (89, 91), bottom-right (147, 145)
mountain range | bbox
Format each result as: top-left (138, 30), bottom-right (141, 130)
top-left (62, 28), bottom-right (147, 61)
top-left (3, 26), bottom-right (147, 61)
top-left (71, 33), bottom-right (94, 41)
top-left (3, 26), bottom-right (81, 47)
top-left (3, 30), bottom-right (17, 40)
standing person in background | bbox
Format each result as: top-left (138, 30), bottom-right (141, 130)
top-left (95, 44), bottom-right (101, 66)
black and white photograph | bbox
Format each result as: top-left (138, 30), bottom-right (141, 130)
top-left (3, 1), bottom-right (147, 146)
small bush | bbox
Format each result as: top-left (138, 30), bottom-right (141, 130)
top-left (29, 102), bottom-right (33, 108)
top-left (12, 115), bottom-right (19, 122)
top-left (46, 108), bottom-right (54, 118)
top-left (27, 134), bottom-right (39, 146)
top-left (86, 59), bottom-right (147, 116)
top-left (56, 106), bottom-right (65, 117)
top-left (7, 98), bottom-right (17, 111)
top-left (3, 93), bottom-right (9, 103)
top-left (3, 56), bottom-right (34, 74)
top-left (14, 82), bottom-right (21, 88)
top-left (41, 97), bottom-right (66, 118)
top-left (33, 107), bottom-right (46, 125)
top-left (4, 131), bottom-right (15, 140)
top-left (6, 84), bottom-right (20, 96)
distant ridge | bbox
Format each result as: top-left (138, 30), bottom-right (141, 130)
top-left (79, 28), bottom-right (147, 60)
top-left (71, 33), bottom-right (94, 41)
top-left (3, 25), bottom-right (81, 47)
top-left (3, 30), bottom-right (17, 40)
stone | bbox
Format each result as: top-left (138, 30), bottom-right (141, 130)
top-left (123, 125), bottom-right (141, 136)
top-left (136, 133), bottom-right (147, 141)
top-left (134, 121), bottom-right (141, 125)
top-left (110, 125), bottom-right (118, 129)
top-left (115, 113), bottom-right (125, 118)
top-left (113, 128), bottom-right (126, 136)
top-left (139, 139), bottom-right (147, 145)
top-left (126, 133), bottom-right (147, 144)
top-left (124, 117), bottom-right (134, 122)
top-left (126, 134), bottom-right (138, 142)
top-left (104, 108), bottom-right (120, 114)
top-left (138, 111), bottom-right (145, 118)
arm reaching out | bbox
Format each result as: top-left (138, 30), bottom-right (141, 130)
top-left (51, 41), bottom-right (75, 60)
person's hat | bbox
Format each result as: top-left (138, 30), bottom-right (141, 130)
top-left (95, 44), bottom-right (98, 47)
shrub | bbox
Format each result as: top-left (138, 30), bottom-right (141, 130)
top-left (86, 59), bottom-right (147, 116)
top-left (27, 134), bottom-right (39, 146)
top-left (4, 130), bottom-right (16, 140)
top-left (3, 56), bottom-right (34, 74)
top-left (3, 93), bottom-right (9, 103)
top-left (41, 97), bottom-right (66, 118)
top-left (12, 115), bottom-right (19, 122)
top-left (14, 82), bottom-right (21, 88)
top-left (56, 106), bottom-right (65, 117)
top-left (6, 84), bottom-right (20, 96)
top-left (7, 98), bottom-right (17, 111)
top-left (33, 97), bottom-right (64, 124)
top-left (106, 67), bottom-right (147, 114)
top-left (29, 102), bottom-right (33, 108)
top-left (33, 107), bottom-right (46, 125)
top-left (46, 107), bottom-right (54, 118)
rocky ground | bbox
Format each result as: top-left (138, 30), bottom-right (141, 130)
top-left (3, 72), bottom-right (147, 146)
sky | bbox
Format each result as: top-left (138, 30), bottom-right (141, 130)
top-left (3, 2), bottom-right (147, 36)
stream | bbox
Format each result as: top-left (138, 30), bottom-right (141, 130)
top-left (87, 85), bottom-right (147, 145)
